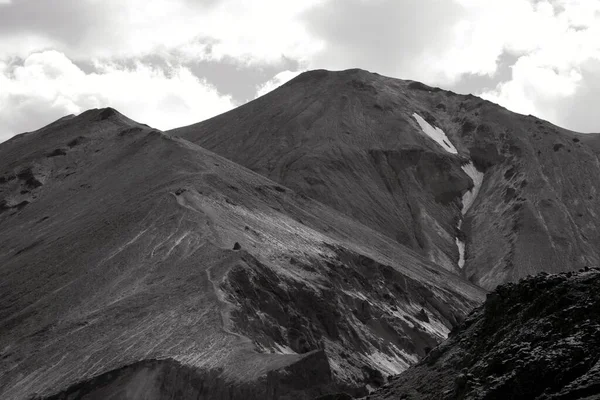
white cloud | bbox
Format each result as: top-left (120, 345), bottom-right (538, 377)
top-left (1, 0), bottom-right (600, 135)
top-left (302, 0), bottom-right (465, 84)
top-left (0, 0), bottom-right (326, 66)
top-left (255, 70), bottom-right (304, 98)
top-left (480, 54), bottom-right (583, 121)
top-left (473, 0), bottom-right (600, 131)
top-left (186, 0), bottom-right (325, 65)
top-left (0, 51), bottom-right (235, 141)
top-left (407, 0), bottom-right (579, 84)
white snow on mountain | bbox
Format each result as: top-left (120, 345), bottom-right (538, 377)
top-left (413, 113), bottom-right (458, 154)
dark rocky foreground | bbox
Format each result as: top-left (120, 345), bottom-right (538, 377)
top-left (368, 268), bottom-right (600, 400)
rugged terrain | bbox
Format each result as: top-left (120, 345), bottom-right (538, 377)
top-left (368, 268), bottom-right (600, 399)
top-left (172, 68), bottom-right (600, 289)
top-left (2, 67), bottom-right (600, 399)
top-left (0, 107), bottom-right (482, 399)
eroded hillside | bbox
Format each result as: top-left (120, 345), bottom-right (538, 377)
top-left (0, 107), bottom-right (482, 399)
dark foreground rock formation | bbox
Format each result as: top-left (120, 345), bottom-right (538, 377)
top-left (368, 269), bottom-right (600, 399)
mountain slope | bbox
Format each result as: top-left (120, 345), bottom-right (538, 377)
top-left (171, 68), bottom-right (600, 289)
top-left (171, 69), bottom-right (473, 275)
top-left (0, 108), bottom-right (483, 399)
top-left (368, 268), bottom-right (600, 400)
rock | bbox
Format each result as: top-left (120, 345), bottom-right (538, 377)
top-left (368, 270), bottom-right (600, 399)
top-left (47, 148), bottom-right (67, 157)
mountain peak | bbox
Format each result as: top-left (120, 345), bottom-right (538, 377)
top-left (276, 69), bottom-right (402, 95)
top-left (3, 66), bottom-right (600, 400)
top-left (75, 107), bottom-right (142, 127)
top-left (94, 107), bottom-right (121, 120)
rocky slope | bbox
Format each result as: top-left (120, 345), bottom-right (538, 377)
top-left (0, 108), bottom-right (483, 399)
top-left (368, 268), bottom-right (600, 400)
top-left (171, 68), bottom-right (600, 289)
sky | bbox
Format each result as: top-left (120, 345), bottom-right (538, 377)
top-left (1, 0), bottom-right (599, 142)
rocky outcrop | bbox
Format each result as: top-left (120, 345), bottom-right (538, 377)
top-left (368, 269), bottom-right (600, 399)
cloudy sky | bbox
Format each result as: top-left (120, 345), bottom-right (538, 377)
top-left (1, 0), bottom-right (599, 142)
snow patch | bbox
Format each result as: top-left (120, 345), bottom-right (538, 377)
top-left (456, 162), bottom-right (484, 269)
top-left (460, 162), bottom-right (484, 215)
top-left (413, 113), bottom-right (458, 154)
top-left (456, 234), bottom-right (466, 269)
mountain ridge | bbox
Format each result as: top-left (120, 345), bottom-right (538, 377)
top-left (0, 102), bottom-right (482, 399)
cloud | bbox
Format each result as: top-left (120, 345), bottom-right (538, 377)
top-left (301, 0), bottom-right (587, 85)
top-left (1, 0), bottom-right (599, 137)
top-left (302, 0), bottom-right (465, 84)
top-left (0, 0), bottom-right (325, 65)
top-left (475, 0), bottom-right (600, 132)
top-left (0, 51), bottom-right (235, 141)
top-left (0, 0), bottom-right (323, 141)
top-left (480, 54), bottom-right (583, 120)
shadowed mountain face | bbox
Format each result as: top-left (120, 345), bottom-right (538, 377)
top-left (0, 107), bottom-right (482, 399)
top-left (368, 268), bottom-right (600, 400)
top-left (171, 68), bottom-right (600, 290)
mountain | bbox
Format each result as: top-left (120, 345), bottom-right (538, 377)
top-left (171, 68), bottom-right (600, 290)
top-left (0, 107), bottom-right (482, 399)
top-left (2, 67), bottom-right (600, 400)
top-left (368, 268), bottom-right (600, 399)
